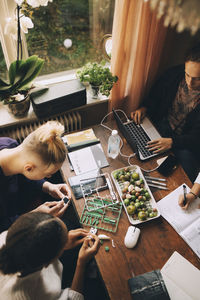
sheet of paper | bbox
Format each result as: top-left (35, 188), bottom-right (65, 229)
top-left (68, 147), bottom-right (98, 175)
top-left (181, 217), bottom-right (200, 258)
top-left (161, 251), bottom-right (200, 300)
top-left (157, 184), bottom-right (200, 233)
top-left (68, 143), bottom-right (109, 175)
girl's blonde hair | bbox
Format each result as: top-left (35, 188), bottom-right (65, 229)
top-left (22, 121), bottom-right (66, 165)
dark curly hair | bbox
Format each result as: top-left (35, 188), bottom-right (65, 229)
top-left (185, 42), bottom-right (200, 63)
top-left (0, 212), bottom-right (68, 275)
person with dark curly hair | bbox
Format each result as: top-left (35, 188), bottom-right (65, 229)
top-left (0, 211), bottom-right (99, 300)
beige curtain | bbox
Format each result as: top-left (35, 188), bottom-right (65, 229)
top-left (110, 0), bottom-right (168, 113)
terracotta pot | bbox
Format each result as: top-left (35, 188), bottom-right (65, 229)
top-left (7, 94), bottom-right (30, 118)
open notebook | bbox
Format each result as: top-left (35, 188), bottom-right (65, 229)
top-left (161, 251), bottom-right (200, 300)
top-left (157, 184), bottom-right (200, 258)
top-left (128, 252), bottom-right (200, 300)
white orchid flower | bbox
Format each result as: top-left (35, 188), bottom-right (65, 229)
top-left (20, 15), bottom-right (34, 33)
top-left (14, 0), bottom-right (24, 5)
top-left (4, 17), bottom-right (17, 39)
top-left (27, 0), bottom-right (53, 7)
top-left (39, 0), bottom-right (53, 6)
top-left (12, 93), bottom-right (25, 102)
top-left (26, 0), bottom-right (40, 8)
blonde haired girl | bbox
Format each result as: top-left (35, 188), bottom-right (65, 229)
top-left (0, 121), bottom-right (71, 232)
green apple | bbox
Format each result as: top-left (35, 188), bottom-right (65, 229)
top-left (127, 205), bottom-right (136, 215)
top-left (131, 172), bottom-right (139, 180)
top-left (138, 211), bottom-right (147, 221)
top-left (124, 199), bottom-right (130, 206)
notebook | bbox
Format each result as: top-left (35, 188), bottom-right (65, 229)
top-left (128, 251), bottom-right (200, 300)
top-left (112, 109), bottom-right (162, 160)
top-left (161, 251), bottom-right (200, 300)
top-left (157, 184), bottom-right (200, 258)
top-left (62, 128), bottom-right (100, 152)
top-left (68, 143), bottom-right (109, 175)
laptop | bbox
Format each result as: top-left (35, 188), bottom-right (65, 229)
top-left (112, 109), bottom-right (162, 161)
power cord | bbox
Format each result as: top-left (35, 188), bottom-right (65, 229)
top-left (100, 109), bottom-right (159, 173)
top-left (100, 110), bottom-right (135, 159)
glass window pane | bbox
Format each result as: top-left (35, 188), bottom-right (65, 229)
top-left (0, 43), bottom-right (8, 81)
top-left (26, 0), bottom-right (115, 76)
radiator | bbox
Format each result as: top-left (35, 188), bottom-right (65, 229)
top-left (0, 111), bottom-right (82, 143)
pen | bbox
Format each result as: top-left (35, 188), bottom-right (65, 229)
top-left (183, 184), bottom-right (187, 206)
top-left (144, 176), bottom-right (166, 182)
top-left (147, 183), bottom-right (169, 190)
top-left (146, 179), bottom-right (167, 187)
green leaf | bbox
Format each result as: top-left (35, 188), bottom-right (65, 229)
top-left (0, 85), bottom-right (11, 91)
top-left (9, 60), bottom-right (24, 84)
top-left (0, 78), bottom-right (9, 87)
top-left (17, 56), bottom-right (41, 83)
top-left (17, 59), bottom-right (44, 90)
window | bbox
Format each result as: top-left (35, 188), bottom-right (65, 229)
top-left (0, 0), bottom-right (115, 77)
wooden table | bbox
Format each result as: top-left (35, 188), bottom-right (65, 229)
top-left (61, 122), bottom-right (200, 300)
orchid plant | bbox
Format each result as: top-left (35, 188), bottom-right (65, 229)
top-left (0, 0), bottom-right (52, 104)
top-left (5, 0), bottom-right (53, 60)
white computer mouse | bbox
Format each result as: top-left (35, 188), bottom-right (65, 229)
top-left (124, 226), bottom-right (140, 248)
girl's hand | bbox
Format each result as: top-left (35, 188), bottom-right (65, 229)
top-left (33, 200), bottom-right (69, 217)
top-left (64, 229), bottom-right (89, 250)
top-left (78, 235), bottom-right (100, 266)
top-left (43, 182), bottom-right (72, 200)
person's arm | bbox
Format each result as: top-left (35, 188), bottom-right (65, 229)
top-left (179, 173), bottom-right (200, 209)
top-left (32, 200), bottom-right (69, 217)
top-left (71, 235), bottom-right (100, 295)
top-left (131, 107), bottom-right (147, 124)
top-left (146, 137), bottom-right (173, 153)
top-left (42, 181), bottom-right (72, 200)
top-left (64, 229), bottom-right (89, 250)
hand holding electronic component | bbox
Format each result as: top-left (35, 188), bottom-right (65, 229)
top-left (64, 228), bottom-right (89, 250)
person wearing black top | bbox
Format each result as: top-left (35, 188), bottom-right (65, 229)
top-left (132, 43), bottom-right (200, 182)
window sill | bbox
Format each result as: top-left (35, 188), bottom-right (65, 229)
top-left (0, 78), bottom-right (108, 129)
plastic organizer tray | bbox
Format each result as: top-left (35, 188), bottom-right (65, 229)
top-left (111, 165), bottom-right (160, 225)
top-left (80, 173), bottom-right (119, 212)
top-left (80, 197), bottom-right (122, 233)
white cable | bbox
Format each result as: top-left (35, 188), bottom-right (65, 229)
top-left (100, 111), bottom-right (113, 132)
top-left (100, 110), bottom-right (136, 160)
top-left (100, 109), bottom-right (157, 172)
top-left (128, 155), bottom-right (160, 173)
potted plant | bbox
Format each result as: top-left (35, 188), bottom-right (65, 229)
top-left (1, 0), bottom-right (52, 117)
top-left (76, 61), bottom-right (118, 98)
top-left (0, 55), bottom-right (44, 117)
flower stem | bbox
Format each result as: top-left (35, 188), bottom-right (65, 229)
top-left (17, 5), bottom-right (23, 61)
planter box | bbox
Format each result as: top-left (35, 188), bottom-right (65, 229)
top-left (30, 79), bottom-right (86, 118)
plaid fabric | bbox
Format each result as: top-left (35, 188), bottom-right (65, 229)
top-left (168, 79), bottom-right (200, 134)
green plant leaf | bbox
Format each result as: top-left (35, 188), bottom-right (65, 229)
top-left (0, 85), bottom-right (12, 91)
top-left (17, 59), bottom-right (44, 90)
top-left (0, 78), bottom-right (9, 87)
top-left (8, 59), bottom-right (24, 84)
top-left (17, 56), bottom-right (42, 83)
